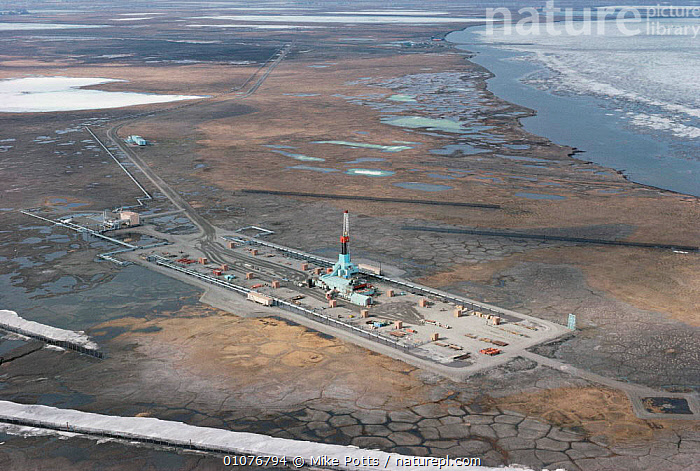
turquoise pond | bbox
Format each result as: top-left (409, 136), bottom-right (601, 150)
top-left (387, 94), bottom-right (417, 103)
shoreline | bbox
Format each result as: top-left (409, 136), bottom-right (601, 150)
top-left (445, 24), bottom-right (700, 199)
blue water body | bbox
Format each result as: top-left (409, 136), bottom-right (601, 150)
top-left (446, 27), bottom-right (700, 196)
top-left (263, 144), bottom-right (296, 149)
top-left (271, 149), bottom-right (324, 162)
top-left (430, 143), bottom-right (489, 155)
top-left (0, 266), bottom-right (202, 332)
top-left (0, 338), bottom-right (25, 356)
top-left (393, 182), bottom-right (452, 192)
top-left (427, 173), bottom-right (455, 180)
top-left (510, 176), bottom-right (538, 182)
top-left (477, 176), bottom-right (503, 183)
top-left (48, 197), bottom-right (87, 209)
top-left (287, 165), bottom-right (338, 173)
top-left (497, 154), bottom-right (549, 163)
top-left (394, 140), bottom-right (421, 145)
top-left (344, 157), bottom-right (386, 164)
top-left (515, 192), bottom-right (567, 200)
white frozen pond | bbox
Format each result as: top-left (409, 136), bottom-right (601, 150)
top-left (111, 17), bottom-right (154, 22)
top-left (0, 77), bottom-right (207, 113)
top-left (192, 15), bottom-right (493, 24)
top-left (332, 11), bottom-right (450, 16)
top-left (0, 22), bottom-right (106, 31)
top-left (188, 24), bottom-right (324, 29)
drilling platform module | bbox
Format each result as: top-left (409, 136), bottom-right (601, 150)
top-left (318, 211), bottom-right (376, 306)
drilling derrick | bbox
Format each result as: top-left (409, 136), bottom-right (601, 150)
top-left (317, 210), bottom-right (375, 306)
top-left (340, 210), bottom-right (349, 255)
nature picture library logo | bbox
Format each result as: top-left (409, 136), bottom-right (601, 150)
top-left (485, 1), bottom-right (700, 38)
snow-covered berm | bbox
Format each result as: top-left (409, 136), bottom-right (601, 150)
top-left (0, 400), bottom-right (548, 471)
top-left (0, 310), bottom-right (97, 350)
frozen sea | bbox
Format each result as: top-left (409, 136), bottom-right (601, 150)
top-left (0, 77), bottom-right (206, 113)
top-left (448, 19), bottom-right (700, 196)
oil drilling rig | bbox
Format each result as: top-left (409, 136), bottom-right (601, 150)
top-left (318, 211), bottom-right (376, 306)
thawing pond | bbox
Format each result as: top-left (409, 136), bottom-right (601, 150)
top-left (345, 168), bottom-right (395, 177)
top-left (0, 22), bottom-right (106, 31)
top-left (382, 116), bottom-right (463, 133)
top-left (344, 157), bottom-right (386, 164)
top-left (313, 140), bottom-right (412, 152)
top-left (431, 143), bottom-right (489, 155)
top-left (515, 192), bottom-right (566, 200)
top-left (270, 149), bottom-right (324, 162)
top-left (287, 165), bottom-right (338, 173)
top-left (393, 182), bottom-right (452, 191)
top-left (498, 154), bottom-right (549, 163)
top-left (387, 94), bottom-right (417, 102)
top-left (0, 77), bottom-right (206, 113)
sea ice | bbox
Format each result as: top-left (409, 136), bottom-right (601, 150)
top-left (475, 19), bottom-right (700, 141)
